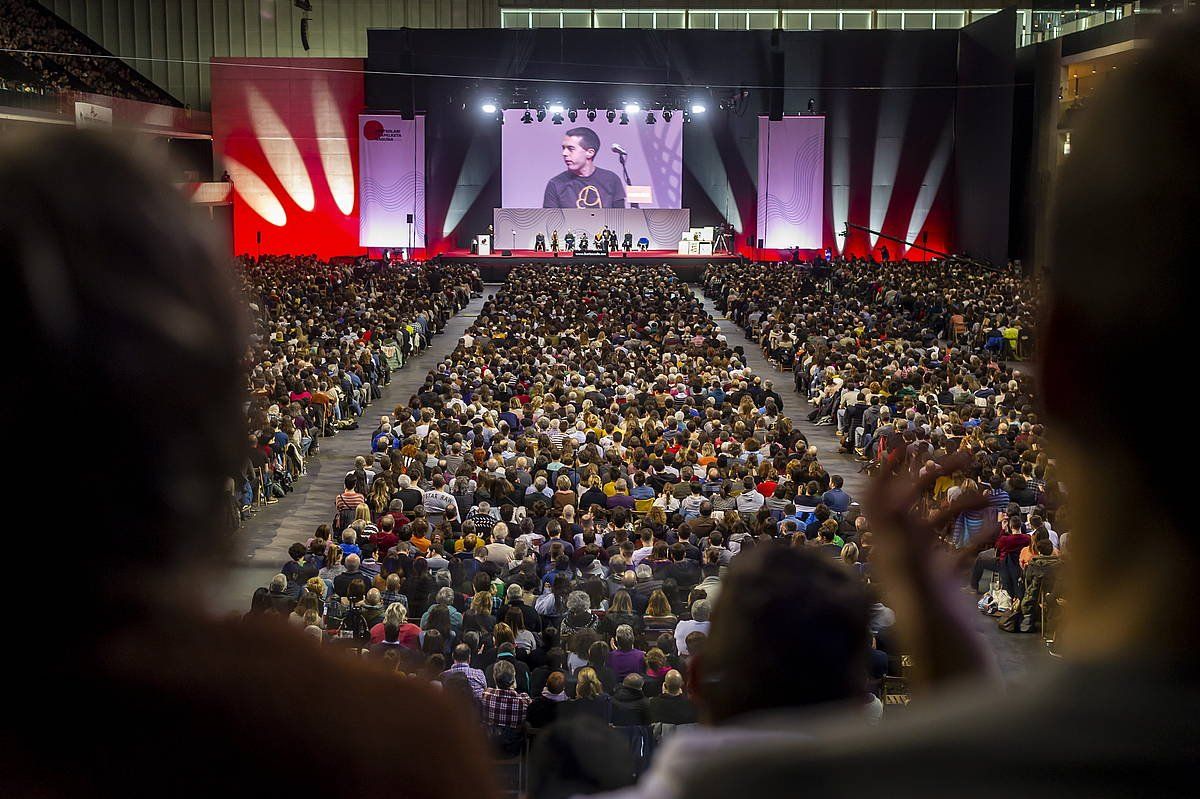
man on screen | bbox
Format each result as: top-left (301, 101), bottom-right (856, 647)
top-left (543, 127), bottom-right (626, 209)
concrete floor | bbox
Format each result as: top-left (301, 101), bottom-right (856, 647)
top-left (210, 279), bottom-right (1044, 681)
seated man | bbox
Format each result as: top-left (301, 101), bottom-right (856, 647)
top-left (622, 232), bottom-right (633, 252)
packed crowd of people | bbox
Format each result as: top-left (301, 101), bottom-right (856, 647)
top-left (249, 261), bottom-right (914, 788)
top-left (705, 256), bottom-right (1065, 625)
top-left (0, 0), bottom-right (179, 104)
top-left (233, 255), bottom-right (480, 523)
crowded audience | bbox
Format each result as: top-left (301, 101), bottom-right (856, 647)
top-left (233, 255), bottom-right (479, 520)
top-left (248, 261), bottom-right (927, 788)
top-left (0, 0), bottom-right (179, 104)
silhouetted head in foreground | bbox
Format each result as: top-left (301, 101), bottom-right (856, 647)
top-left (1043, 15), bottom-right (1200, 663)
top-left (2, 130), bottom-right (246, 612)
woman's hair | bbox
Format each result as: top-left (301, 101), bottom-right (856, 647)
top-left (645, 647), bottom-right (667, 671)
top-left (493, 622), bottom-right (515, 647)
top-left (385, 602), bottom-right (408, 626)
top-left (504, 606), bottom-right (526, 632)
top-left (587, 639), bottom-right (609, 668)
top-left (470, 591), bottom-right (492, 615)
top-left (841, 542), bottom-right (860, 564)
top-left (645, 589), bottom-right (672, 618)
top-left (609, 589), bottom-right (634, 615)
top-left (354, 503), bottom-right (372, 524)
top-left (575, 667), bottom-right (603, 699)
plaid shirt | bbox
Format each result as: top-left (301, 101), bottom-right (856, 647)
top-left (481, 687), bottom-right (531, 729)
top-left (442, 661), bottom-right (487, 699)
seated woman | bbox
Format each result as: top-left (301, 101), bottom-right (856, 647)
top-left (599, 589), bottom-right (643, 637)
top-left (642, 589), bottom-right (679, 636)
top-left (563, 667), bottom-right (611, 724)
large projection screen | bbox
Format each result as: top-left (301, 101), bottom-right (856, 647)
top-left (756, 116), bottom-right (825, 249)
top-left (359, 114), bottom-right (425, 248)
top-left (502, 110), bottom-right (683, 209)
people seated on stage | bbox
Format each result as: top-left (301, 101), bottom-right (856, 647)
top-left (622, 233), bottom-right (633, 252)
top-left (535, 232), bottom-right (546, 252)
top-left (637, 236), bottom-right (650, 251)
top-left (551, 230), bottom-right (559, 252)
top-left (593, 232), bottom-right (604, 251)
top-left (564, 231), bottom-right (576, 250)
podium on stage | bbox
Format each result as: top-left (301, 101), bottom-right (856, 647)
top-left (678, 226), bottom-right (714, 255)
top-left (475, 234), bottom-right (491, 256)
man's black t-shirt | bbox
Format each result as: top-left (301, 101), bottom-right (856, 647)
top-left (543, 167), bottom-right (626, 209)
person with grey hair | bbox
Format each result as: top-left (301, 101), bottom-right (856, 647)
top-left (504, 583), bottom-right (542, 633)
top-left (481, 660), bottom-right (531, 754)
top-left (332, 553), bottom-right (368, 598)
top-left (421, 586), bottom-right (464, 632)
top-left (607, 623), bottom-right (646, 681)
top-left (674, 599), bottom-right (711, 656)
top-left (561, 590), bottom-right (599, 636)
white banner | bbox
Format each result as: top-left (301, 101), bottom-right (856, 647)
top-left (358, 115), bottom-right (425, 248)
top-left (74, 101), bottom-right (113, 129)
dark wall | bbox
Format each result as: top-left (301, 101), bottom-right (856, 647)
top-left (955, 9), bottom-right (1017, 266)
top-left (367, 27), bottom-right (967, 256)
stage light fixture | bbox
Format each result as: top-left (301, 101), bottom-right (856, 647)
top-left (691, 103), bottom-right (706, 114)
top-left (662, 109), bottom-right (672, 122)
top-left (568, 109), bottom-right (577, 122)
top-left (606, 109), bottom-right (615, 123)
top-left (619, 111), bottom-right (629, 125)
top-left (587, 108), bottom-right (597, 122)
top-left (294, 0), bottom-right (313, 10)
top-left (521, 109), bottom-right (533, 124)
top-left (625, 103), bottom-right (640, 115)
top-left (548, 103), bottom-right (565, 114)
top-left (481, 102), bottom-right (497, 114)
top-left (551, 112), bottom-right (564, 125)
top-left (807, 97), bottom-right (816, 114)
top-left (536, 108), bottom-right (546, 122)
top-left (646, 111), bottom-right (656, 124)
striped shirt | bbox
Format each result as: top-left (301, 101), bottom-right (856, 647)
top-left (335, 490), bottom-right (366, 512)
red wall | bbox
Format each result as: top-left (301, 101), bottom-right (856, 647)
top-left (211, 58), bottom-right (364, 259)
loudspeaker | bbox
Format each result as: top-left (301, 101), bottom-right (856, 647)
top-left (300, 18), bottom-right (311, 51)
top-left (768, 37), bottom-right (784, 122)
top-left (757, 238), bottom-right (764, 248)
top-left (501, 249), bottom-right (512, 257)
top-left (406, 213), bottom-right (414, 224)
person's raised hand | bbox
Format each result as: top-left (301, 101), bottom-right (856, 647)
top-left (863, 451), bottom-right (999, 689)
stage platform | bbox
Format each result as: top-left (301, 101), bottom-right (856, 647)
top-left (433, 249), bottom-right (740, 282)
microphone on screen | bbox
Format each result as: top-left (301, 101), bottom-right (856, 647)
top-left (611, 143), bottom-right (628, 156)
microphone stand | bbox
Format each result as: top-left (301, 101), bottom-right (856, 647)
top-left (618, 152), bottom-right (639, 209)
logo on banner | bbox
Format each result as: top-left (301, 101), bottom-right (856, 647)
top-left (363, 120), bottom-right (404, 142)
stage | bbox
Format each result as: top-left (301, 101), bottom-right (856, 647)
top-left (432, 248), bottom-right (741, 282)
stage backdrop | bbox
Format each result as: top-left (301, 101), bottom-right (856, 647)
top-left (757, 116), bottom-right (825, 250)
top-left (359, 115), bottom-right (426, 249)
top-left (211, 58), bottom-right (364, 259)
top-left (494, 208), bottom-right (690, 251)
top-left (502, 110), bottom-right (683, 210)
